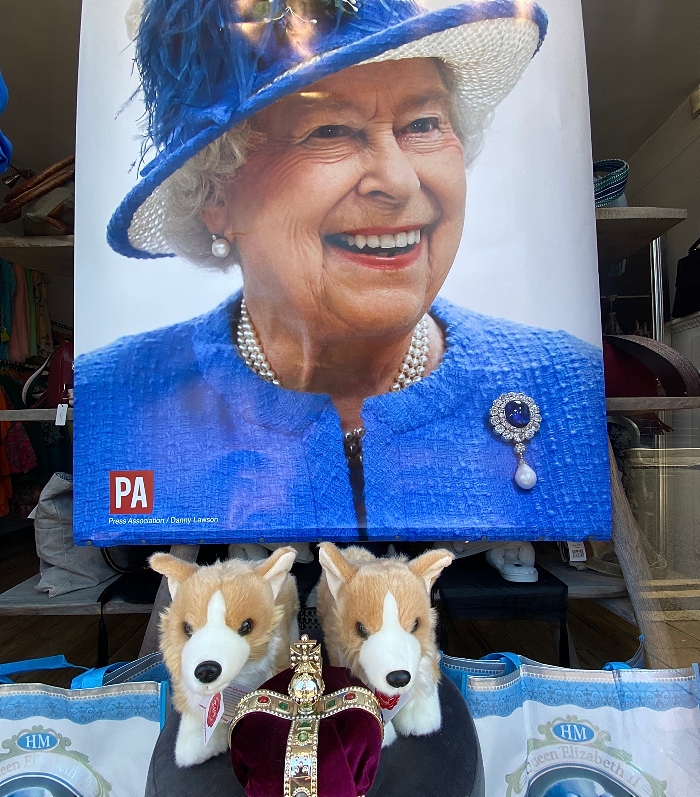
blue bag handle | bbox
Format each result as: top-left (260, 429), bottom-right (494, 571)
top-left (480, 652), bottom-right (522, 675)
top-left (71, 662), bottom-right (128, 690)
top-left (0, 655), bottom-right (86, 685)
top-left (603, 635), bottom-right (645, 671)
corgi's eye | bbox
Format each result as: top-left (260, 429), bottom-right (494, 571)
top-left (356, 622), bottom-right (369, 639)
top-left (183, 622), bottom-right (193, 637)
top-left (411, 618), bottom-right (419, 633)
top-left (238, 618), bottom-right (253, 636)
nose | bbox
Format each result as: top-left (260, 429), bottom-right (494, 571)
top-left (357, 133), bottom-right (420, 205)
top-left (194, 660), bottom-right (222, 684)
top-left (385, 669), bottom-right (411, 688)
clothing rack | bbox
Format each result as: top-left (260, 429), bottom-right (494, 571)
top-left (51, 321), bottom-right (73, 333)
top-left (0, 359), bottom-right (37, 372)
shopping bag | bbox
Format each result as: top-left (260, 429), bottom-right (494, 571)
top-left (441, 646), bottom-right (700, 797)
top-left (0, 654), bottom-right (169, 797)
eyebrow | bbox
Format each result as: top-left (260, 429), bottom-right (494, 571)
top-left (288, 88), bottom-right (453, 115)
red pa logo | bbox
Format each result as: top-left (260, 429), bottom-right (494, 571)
top-left (109, 470), bottom-right (154, 514)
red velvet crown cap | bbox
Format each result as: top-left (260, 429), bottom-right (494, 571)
top-left (230, 665), bottom-right (382, 797)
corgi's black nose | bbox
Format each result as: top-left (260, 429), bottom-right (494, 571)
top-left (386, 670), bottom-right (411, 688)
top-left (194, 661), bottom-right (222, 684)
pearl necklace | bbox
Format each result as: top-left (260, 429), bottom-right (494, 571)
top-left (236, 299), bottom-right (430, 392)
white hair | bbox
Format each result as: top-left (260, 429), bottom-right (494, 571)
top-left (161, 60), bottom-right (491, 270)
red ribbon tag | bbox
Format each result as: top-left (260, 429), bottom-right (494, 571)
top-left (374, 691), bottom-right (401, 711)
top-left (207, 692), bottom-right (222, 728)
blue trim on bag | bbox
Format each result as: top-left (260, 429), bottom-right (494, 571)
top-left (0, 691), bottom-right (164, 723)
top-left (441, 649), bottom-right (700, 720)
top-left (0, 656), bottom-right (86, 684)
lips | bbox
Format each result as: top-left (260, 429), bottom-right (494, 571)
top-left (325, 226), bottom-right (424, 269)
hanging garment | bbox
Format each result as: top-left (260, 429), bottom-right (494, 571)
top-left (24, 267), bottom-right (37, 357)
top-left (0, 258), bottom-right (15, 361)
top-left (8, 262), bottom-right (29, 362)
top-left (0, 373), bottom-right (51, 482)
top-left (33, 270), bottom-right (52, 357)
top-left (1, 386), bottom-right (38, 474)
top-left (0, 389), bottom-right (13, 516)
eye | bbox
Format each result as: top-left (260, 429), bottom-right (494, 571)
top-left (309, 125), bottom-right (353, 139)
top-left (183, 622), bottom-right (193, 638)
top-left (356, 622), bottom-right (369, 639)
top-left (238, 618), bottom-right (254, 636)
top-left (404, 117), bottom-right (439, 134)
top-left (411, 618), bottom-right (419, 633)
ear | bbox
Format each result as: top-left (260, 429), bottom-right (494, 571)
top-left (149, 553), bottom-right (198, 600)
top-left (200, 202), bottom-right (231, 238)
top-left (255, 546), bottom-right (297, 600)
top-left (318, 543), bottom-right (358, 602)
top-left (408, 549), bottom-right (454, 593)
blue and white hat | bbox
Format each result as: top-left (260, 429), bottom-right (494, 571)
top-left (110, 0), bottom-right (548, 259)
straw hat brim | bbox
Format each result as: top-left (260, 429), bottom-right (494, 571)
top-left (109, 3), bottom-right (546, 259)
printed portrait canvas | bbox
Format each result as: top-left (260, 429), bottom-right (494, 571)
top-left (73, 0), bottom-right (612, 545)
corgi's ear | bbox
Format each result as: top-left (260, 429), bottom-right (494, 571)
top-left (408, 549), bottom-right (454, 593)
top-left (149, 553), bottom-right (198, 600)
top-left (318, 543), bottom-right (358, 602)
top-left (256, 547), bottom-right (297, 600)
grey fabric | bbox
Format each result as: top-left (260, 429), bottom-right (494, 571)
top-left (145, 677), bottom-right (484, 797)
top-left (31, 472), bottom-right (115, 596)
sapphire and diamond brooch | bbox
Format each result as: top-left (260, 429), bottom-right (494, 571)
top-left (489, 392), bottom-right (541, 490)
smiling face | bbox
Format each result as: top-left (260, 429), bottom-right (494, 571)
top-left (205, 58), bottom-right (466, 341)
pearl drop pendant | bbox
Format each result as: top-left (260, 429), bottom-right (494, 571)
top-left (514, 458), bottom-right (537, 490)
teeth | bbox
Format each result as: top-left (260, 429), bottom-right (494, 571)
top-left (339, 229), bottom-right (422, 250)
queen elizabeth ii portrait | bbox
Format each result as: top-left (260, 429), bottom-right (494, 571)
top-left (73, 0), bottom-right (612, 545)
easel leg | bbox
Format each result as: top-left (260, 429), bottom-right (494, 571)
top-left (139, 544), bottom-right (199, 656)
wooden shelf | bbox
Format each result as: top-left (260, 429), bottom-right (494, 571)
top-left (0, 574), bottom-right (153, 616)
top-left (606, 397), bottom-right (700, 413)
top-left (538, 554), bottom-right (627, 599)
top-left (596, 207), bottom-right (687, 266)
top-left (0, 408), bottom-right (73, 421)
top-left (0, 235), bottom-right (74, 275)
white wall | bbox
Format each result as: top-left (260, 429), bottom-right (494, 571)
top-left (626, 92), bottom-right (700, 307)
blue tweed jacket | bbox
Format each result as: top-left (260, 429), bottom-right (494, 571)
top-left (73, 294), bottom-right (612, 545)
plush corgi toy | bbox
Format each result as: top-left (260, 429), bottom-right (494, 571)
top-left (150, 548), bottom-right (299, 767)
top-left (317, 543), bottom-right (453, 747)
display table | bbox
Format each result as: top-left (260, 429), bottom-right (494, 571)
top-left (437, 554), bottom-right (570, 666)
top-left (145, 676), bottom-right (484, 797)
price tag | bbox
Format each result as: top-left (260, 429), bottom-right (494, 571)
top-left (200, 691), bottom-right (225, 747)
top-left (55, 404), bottom-right (68, 426)
top-left (567, 542), bottom-right (587, 563)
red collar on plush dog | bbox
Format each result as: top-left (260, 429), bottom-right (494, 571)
top-left (374, 691), bottom-right (401, 711)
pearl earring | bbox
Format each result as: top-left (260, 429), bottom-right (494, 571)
top-left (211, 235), bottom-right (231, 259)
